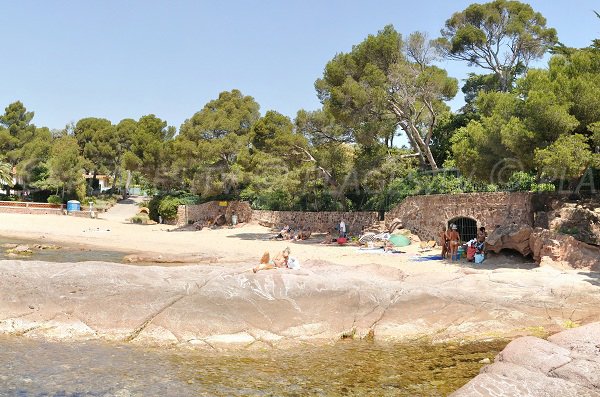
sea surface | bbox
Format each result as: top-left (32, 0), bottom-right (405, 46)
top-left (0, 237), bottom-right (125, 264)
top-left (0, 336), bottom-right (505, 397)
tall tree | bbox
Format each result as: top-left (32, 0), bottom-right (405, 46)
top-left (178, 89), bottom-right (260, 197)
top-left (316, 26), bottom-right (457, 169)
top-left (437, 0), bottom-right (558, 91)
top-left (46, 135), bottom-right (86, 199)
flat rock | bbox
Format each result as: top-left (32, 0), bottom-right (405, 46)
top-left (0, 260), bottom-right (600, 353)
top-left (452, 323), bottom-right (600, 396)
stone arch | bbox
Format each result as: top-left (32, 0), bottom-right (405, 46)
top-left (448, 216), bottom-right (478, 242)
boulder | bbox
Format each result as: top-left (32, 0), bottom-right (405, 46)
top-left (549, 205), bottom-right (600, 246)
top-left (6, 244), bottom-right (33, 255)
top-left (451, 323), bottom-right (600, 397)
top-left (485, 224), bottom-right (533, 256)
top-left (529, 228), bottom-right (600, 271)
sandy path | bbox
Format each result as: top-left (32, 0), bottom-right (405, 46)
top-left (0, 212), bottom-right (453, 273)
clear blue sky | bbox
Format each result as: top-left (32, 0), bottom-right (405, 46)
top-left (1, 1), bottom-right (598, 131)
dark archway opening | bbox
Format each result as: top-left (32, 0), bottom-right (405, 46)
top-left (448, 217), bottom-right (477, 242)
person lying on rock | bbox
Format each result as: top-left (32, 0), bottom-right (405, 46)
top-left (253, 247), bottom-right (291, 273)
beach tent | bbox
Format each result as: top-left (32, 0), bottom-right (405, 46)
top-left (388, 234), bottom-right (410, 247)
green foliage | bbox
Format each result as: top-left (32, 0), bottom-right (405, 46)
top-left (47, 195), bottom-right (62, 204)
top-left (157, 196), bottom-right (183, 221)
top-left (46, 135), bottom-right (86, 198)
top-left (130, 214), bottom-right (150, 224)
top-left (504, 171), bottom-right (536, 191)
top-left (148, 192), bottom-right (200, 222)
top-left (316, 26), bottom-right (458, 169)
top-left (437, 0), bottom-right (558, 91)
top-left (535, 134), bottom-right (593, 184)
top-left (0, 161), bottom-right (12, 186)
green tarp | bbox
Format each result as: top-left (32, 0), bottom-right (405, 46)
top-left (388, 234), bottom-right (411, 247)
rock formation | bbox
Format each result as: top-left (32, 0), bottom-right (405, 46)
top-left (485, 224), bottom-right (533, 256)
top-left (485, 224), bottom-right (600, 272)
top-left (529, 228), bottom-right (600, 271)
top-left (1, 259), bottom-right (599, 349)
top-left (451, 322), bottom-right (600, 396)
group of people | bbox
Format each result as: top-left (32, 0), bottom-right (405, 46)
top-left (274, 225), bottom-right (312, 241)
top-left (440, 224), bottom-right (487, 262)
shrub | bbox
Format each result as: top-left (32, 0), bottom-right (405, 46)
top-left (130, 214), bottom-right (149, 224)
top-left (504, 171), bottom-right (536, 191)
top-left (47, 195), bottom-right (63, 204)
top-left (158, 196), bottom-right (183, 220)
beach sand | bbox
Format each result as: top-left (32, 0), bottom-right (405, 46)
top-left (0, 212), bottom-right (452, 273)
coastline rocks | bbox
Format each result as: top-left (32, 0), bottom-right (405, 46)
top-left (122, 253), bottom-right (219, 264)
top-left (485, 224), bottom-right (533, 256)
top-left (529, 228), bottom-right (600, 271)
top-left (547, 202), bottom-right (600, 246)
top-left (451, 322), bottom-right (600, 396)
top-left (1, 260), bottom-right (600, 350)
top-left (485, 224), bottom-right (600, 271)
top-left (5, 245), bottom-right (33, 255)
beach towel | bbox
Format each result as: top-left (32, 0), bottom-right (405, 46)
top-left (410, 254), bottom-right (444, 262)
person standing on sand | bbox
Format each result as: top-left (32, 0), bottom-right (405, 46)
top-left (253, 247), bottom-right (291, 273)
top-left (440, 226), bottom-right (450, 259)
top-left (448, 224), bottom-right (460, 261)
top-left (339, 220), bottom-right (346, 238)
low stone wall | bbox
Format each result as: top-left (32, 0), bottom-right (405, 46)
top-left (0, 207), bottom-right (63, 216)
top-left (177, 193), bottom-right (536, 237)
top-left (251, 210), bottom-right (379, 233)
top-left (176, 201), bottom-right (253, 227)
top-left (386, 192), bottom-right (535, 241)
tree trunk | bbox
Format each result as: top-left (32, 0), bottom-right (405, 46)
top-left (124, 170), bottom-right (132, 199)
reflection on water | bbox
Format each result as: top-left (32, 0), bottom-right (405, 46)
top-left (0, 336), bottom-right (506, 397)
top-left (0, 237), bottom-right (125, 264)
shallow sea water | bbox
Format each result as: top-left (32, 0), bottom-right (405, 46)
top-left (0, 237), bottom-right (125, 264)
top-left (0, 336), bottom-right (506, 397)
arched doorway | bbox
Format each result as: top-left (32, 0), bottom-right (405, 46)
top-left (448, 217), bottom-right (477, 242)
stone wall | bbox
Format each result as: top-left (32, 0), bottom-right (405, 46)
top-left (0, 207), bottom-right (63, 216)
top-left (386, 192), bottom-right (535, 241)
top-left (176, 201), bottom-right (253, 227)
top-left (177, 193), bottom-right (536, 237)
top-left (251, 210), bottom-right (379, 233)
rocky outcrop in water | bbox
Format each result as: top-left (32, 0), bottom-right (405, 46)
top-left (1, 260), bottom-right (599, 350)
top-left (451, 322), bottom-right (600, 397)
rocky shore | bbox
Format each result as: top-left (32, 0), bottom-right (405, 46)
top-left (1, 259), bottom-right (599, 350)
top-left (452, 322), bottom-right (600, 396)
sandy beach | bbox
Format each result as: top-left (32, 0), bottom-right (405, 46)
top-left (0, 209), bottom-right (453, 273)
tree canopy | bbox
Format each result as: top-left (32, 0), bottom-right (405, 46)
top-left (437, 0), bottom-right (558, 91)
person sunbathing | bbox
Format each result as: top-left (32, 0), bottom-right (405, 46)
top-left (294, 228), bottom-right (312, 241)
top-left (253, 247), bottom-right (290, 273)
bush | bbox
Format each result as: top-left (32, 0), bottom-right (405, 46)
top-left (130, 214), bottom-right (149, 224)
top-left (148, 194), bottom-right (186, 222)
top-left (504, 171), bottom-right (536, 191)
top-left (158, 196), bottom-right (183, 220)
top-left (532, 183), bottom-right (556, 192)
top-left (47, 195), bottom-right (63, 204)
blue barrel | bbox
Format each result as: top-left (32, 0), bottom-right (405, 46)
top-left (66, 200), bottom-right (81, 212)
